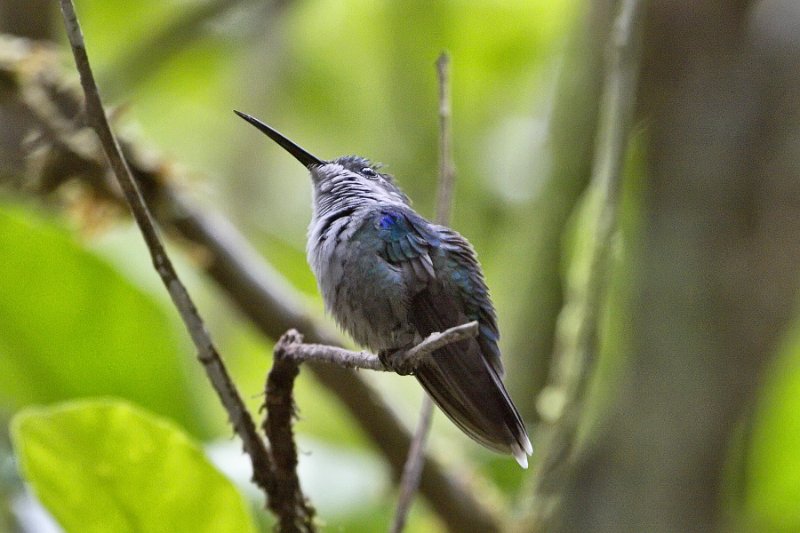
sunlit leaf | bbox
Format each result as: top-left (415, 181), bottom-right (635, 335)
top-left (11, 399), bottom-right (256, 533)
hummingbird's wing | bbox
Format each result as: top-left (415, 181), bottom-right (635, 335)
top-left (375, 207), bottom-right (531, 465)
top-left (435, 227), bottom-right (504, 375)
top-left (374, 209), bottom-right (502, 373)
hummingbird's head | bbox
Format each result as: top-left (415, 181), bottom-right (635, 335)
top-left (310, 155), bottom-right (410, 206)
top-left (235, 110), bottom-right (410, 208)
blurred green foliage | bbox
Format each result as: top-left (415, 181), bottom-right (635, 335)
top-left (0, 204), bottom-right (204, 435)
top-left (0, 0), bottom-right (798, 531)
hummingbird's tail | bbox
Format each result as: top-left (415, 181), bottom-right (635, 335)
top-left (415, 340), bottom-right (532, 467)
top-left (410, 290), bottom-right (532, 467)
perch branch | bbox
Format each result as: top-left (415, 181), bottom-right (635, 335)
top-left (57, 0), bottom-right (276, 503)
top-left (278, 322), bottom-right (478, 372)
top-left (264, 330), bottom-right (316, 533)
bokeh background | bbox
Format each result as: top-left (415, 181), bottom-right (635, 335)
top-left (1, 0), bottom-right (800, 531)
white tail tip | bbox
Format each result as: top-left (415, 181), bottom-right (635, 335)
top-left (513, 449), bottom-right (528, 469)
top-left (522, 434), bottom-right (533, 455)
top-left (511, 436), bottom-right (533, 469)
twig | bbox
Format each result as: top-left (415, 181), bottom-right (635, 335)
top-left (278, 345), bottom-right (385, 370)
top-left (524, 0), bottom-right (645, 529)
top-left (57, 0), bottom-right (276, 503)
top-left (434, 52), bottom-right (456, 227)
top-left (389, 396), bottom-right (435, 533)
top-left (265, 330), bottom-right (316, 533)
top-left (390, 51), bottom-right (456, 533)
top-left (278, 322), bottom-right (479, 372)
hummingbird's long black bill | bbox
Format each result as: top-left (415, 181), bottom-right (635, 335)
top-left (234, 110), bottom-right (324, 168)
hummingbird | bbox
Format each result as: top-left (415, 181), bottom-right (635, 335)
top-left (235, 110), bottom-right (532, 468)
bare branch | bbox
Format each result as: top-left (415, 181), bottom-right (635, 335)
top-left (391, 50), bottom-right (456, 533)
top-left (389, 396), bottom-right (434, 533)
top-left (279, 322), bottom-right (479, 372)
top-left (264, 330), bottom-right (317, 533)
top-left (406, 321), bottom-right (476, 363)
top-left (434, 52), bottom-right (456, 227)
top-left (56, 0), bottom-right (275, 504)
top-left (278, 344), bottom-right (385, 371)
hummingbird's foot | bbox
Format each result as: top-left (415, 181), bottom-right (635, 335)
top-left (378, 348), bottom-right (416, 376)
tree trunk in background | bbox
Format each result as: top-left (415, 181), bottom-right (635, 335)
top-left (555, 1), bottom-right (800, 531)
top-left (505, 0), bottom-right (616, 420)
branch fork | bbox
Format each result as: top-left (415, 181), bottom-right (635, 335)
top-left (262, 320), bottom-right (478, 531)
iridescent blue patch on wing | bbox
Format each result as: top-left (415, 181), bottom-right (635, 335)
top-left (380, 212), bottom-right (400, 229)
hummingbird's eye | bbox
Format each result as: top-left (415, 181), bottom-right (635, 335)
top-left (361, 167), bottom-right (378, 178)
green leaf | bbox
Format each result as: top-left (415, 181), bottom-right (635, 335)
top-left (10, 399), bottom-right (256, 533)
top-left (0, 204), bottom-right (205, 436)
top-left (744, 339), bottom-right (800, 532)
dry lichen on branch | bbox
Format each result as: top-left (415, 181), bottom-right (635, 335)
top-left (264, 330), bottom-right (317, 533)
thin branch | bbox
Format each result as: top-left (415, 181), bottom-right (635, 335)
top-left (407, 321), bottom-right (475, 361)
top-left (389, 396), bottom-right (434, 533)
top-left (278, 345), bottom-right (385, 371)
top-left (57, 0), bottom-right (275, 503)
top-left (264, 330), bottom-right (316, 533)
top-left (525, 0), bottom-right (645, 529)
top-left (390, 51), bottom-right (456, 533)
top-left (434, 52), bottom-right (456, 227)
top-left (279, 322), bottom-right (479, 372)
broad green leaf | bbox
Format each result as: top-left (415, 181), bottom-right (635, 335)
top-left (0, 204), bottom-right (205, 435)
top-left (745, 338), bottom-right (800, 532)
top-left (11, 400), bottom-right (256, 533)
